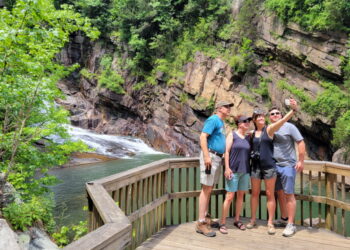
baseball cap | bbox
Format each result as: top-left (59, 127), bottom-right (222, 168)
top-left (215, 100), bottom-right (234, 109)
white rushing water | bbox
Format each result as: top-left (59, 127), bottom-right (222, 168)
top-left (50, 125), bottom-right (163, 158)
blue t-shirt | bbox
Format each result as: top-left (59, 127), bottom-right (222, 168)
top-left (202, 115), bottom-right (226, 154)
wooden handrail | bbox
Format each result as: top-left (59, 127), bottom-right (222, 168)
top-left (64, 158), bottom-right (350, 250)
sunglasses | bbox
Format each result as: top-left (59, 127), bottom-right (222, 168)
top-left (240, 119), bottom-right (251, 123)
top-left (270, 112), bottom-right (281, 116)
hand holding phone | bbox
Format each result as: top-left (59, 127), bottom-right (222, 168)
top-left (205, 164), bottom-right (211, 175)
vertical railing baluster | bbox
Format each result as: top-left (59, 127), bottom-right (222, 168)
top-left (179, 168), bottom-right (182, 224)
top-left (333, 173), bottom-right (338, 232)
top-left (194, 166), bottom-right (198, 221)
top-left (309, 170), bottom-right (312, 227)
top-left (300, 171), bottom-right (304, 226)
top-left (341, 176), bottom-right (346, 236)
top-left (326, 172), bottom-right (336, 230)
top-left (171, 168), bottom-right (175, 225)
top-left (186, 167), bottom-right (190, 223)
top-left (318, 172), bottom-right (322, 225)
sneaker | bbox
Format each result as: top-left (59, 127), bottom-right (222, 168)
top-left (267, 224), bottom-right (276, 235)
top-left (282, 223), bottom-right (296, 237)
top-left (274, 218), bottom-right (288, 228)
top-left (196, 221), bottom-right (216, 237)
top-left (205, 213), bottom-right (219, 228)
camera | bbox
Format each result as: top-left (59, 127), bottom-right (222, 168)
top-left (205, 167), bottom-right (211, 175)
top-left (250, 151), bottom-right (260, 161)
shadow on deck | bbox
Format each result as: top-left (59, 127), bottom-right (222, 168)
top-left (137, 218), bottom-right (350, 250)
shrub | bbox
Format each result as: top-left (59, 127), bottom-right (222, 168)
top-left (3, 196), bottom-right (55, 232)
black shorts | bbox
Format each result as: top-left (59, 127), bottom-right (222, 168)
top-left (251, 165), bottom-right (276, 180)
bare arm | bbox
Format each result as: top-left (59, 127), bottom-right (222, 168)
top-left (224, 132), bottom-right (233, 178)
top-left (267, 99), bottom-right (298, 137)
top-left (295, 140), bottom-right (305, 172)
top-left (200, 132), bottom-right (211, 168)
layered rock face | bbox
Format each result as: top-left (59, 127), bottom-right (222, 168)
top-left (57, 6), bottom-right (348, 159)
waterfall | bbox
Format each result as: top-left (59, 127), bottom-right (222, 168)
top-left (50, 125), bottom-right (163, 158)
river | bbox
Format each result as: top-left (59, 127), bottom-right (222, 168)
top-left (49, 126), bottom-right (170, 227)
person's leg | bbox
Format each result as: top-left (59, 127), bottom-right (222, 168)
top-left (264, 177), bottom-right (276, 225)
top-left (276, 166), bottom-right (288, 220)
top-left (250, 178), bottom-right (261, 224)
top-left (277, 190), bottom-right (287, 217)
top-left (199, 184), bottom-right (213, 221)
top-left (235, 173), bottom-right (249, 223)
top-left (285, 193), bottom-right (296, 224)
top-left (279, 166), bottom-right (297, 237)
top-left (235, 190), bottom-right (245, 222)
top-left (220, 191), bottom-right (235, 225)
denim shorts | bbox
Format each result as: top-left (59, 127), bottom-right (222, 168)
top-left (225, 172), bottom-right (250, 192)
top-left (275, 165), bottom-right (296, 194)
top-left (250, 166), bottom-right (276, 180)
top-left (199, 151), bottom-right (223, 186)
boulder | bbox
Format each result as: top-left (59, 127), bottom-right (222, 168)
top-left (0, 219), bottom-right (21, 250)
top-left (28, 228), bottom-right (59, 250)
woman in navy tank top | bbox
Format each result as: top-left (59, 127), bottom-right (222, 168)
top-left (219, 115), bottom-right (252, 234)
top-left (247, 103), bottom-right (297, 235)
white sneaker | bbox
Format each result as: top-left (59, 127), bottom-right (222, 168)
top-left (282, 223), bottom-right (296, 237)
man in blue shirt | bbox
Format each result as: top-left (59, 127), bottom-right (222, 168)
top-left (196, 100), bottom-right (233, 237)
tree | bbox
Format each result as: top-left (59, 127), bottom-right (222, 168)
top-left (0, 0), bottom-right (98, 226)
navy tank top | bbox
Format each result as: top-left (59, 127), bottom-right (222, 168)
top-left (251, 127), bottom-right (276, 169)
top-left (229, 131), bottom-right (251, 173)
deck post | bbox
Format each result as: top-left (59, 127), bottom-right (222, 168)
top-left (325, 172), bottom-right (336, 230)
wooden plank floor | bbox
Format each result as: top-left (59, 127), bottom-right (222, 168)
top-left (137, 217), bottom-right (350, 250)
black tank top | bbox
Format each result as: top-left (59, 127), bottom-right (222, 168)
top-left (252, 127), bottom-right (276, 169)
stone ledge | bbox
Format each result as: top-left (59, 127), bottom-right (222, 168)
top-left (0, 219), bottom-right (21, 250)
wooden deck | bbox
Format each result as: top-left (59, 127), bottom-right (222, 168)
top-left (137, 217), bottom-right (350, 250)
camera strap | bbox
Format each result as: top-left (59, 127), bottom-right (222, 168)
top-left (250, 127), bottom-right (265, 153)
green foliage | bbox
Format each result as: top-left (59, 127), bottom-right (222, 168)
top-left (109, 0), bottom-right (231, 75)
top-left (235, 0), bottom-right (260, 37)
top-left (3, 196), bottom-right (55, 231)
top-left (343, 41), bottom-right (350, 89)
top-left (52, 220), bottom-right (88, 247)
top-left (72, 220), bottom-right (88, 240)
top-left (252, 78), bottom-right (270, 99)
top-left (239, 93), bottom-right (255, 102)
top-left (265, 0), bottom-right (350, 31)
top-left (332, 110), bottom-right (350, 149)
top-left (80, 68), bottom-right (97, 81)
top-left (195, 96), bottom-right (209, 107)
top-left (179, 93), bottom-right (188, 104)
top-left (97, 56), bottom-right (125, 93)
top-left (227, 38), bottom-right (255, 74)
top-left (54, 0), bottom-right (111, 33)
top-left (278, 79), bottom-right (350, 151)
top-left (0, 0), bottom-right (96, 232)
top-left (52, 226), bottom-right (70, 246)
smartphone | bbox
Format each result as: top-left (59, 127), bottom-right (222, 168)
top-left (205, 166), bottom-right (211, 175)
top-left (285, 99), bottom-right (290, 106)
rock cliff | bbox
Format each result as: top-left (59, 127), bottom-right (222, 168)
top-left (57, 3), bottom-right (348, 159)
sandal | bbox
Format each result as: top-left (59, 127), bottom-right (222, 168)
top-left (234, 221), bottom-right (246, 230)
top-left (267, 224), bottom-right (276, 235)
top-left (219, 224), bottom-right (228, 234)
top-left (246, 221), bottom-right (257, 229)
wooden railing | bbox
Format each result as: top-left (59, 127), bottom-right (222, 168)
top-left (64, 158), bottom-right (350, 250)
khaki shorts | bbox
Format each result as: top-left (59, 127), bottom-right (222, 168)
top-left (200, 151), bottom-right (223, 186)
